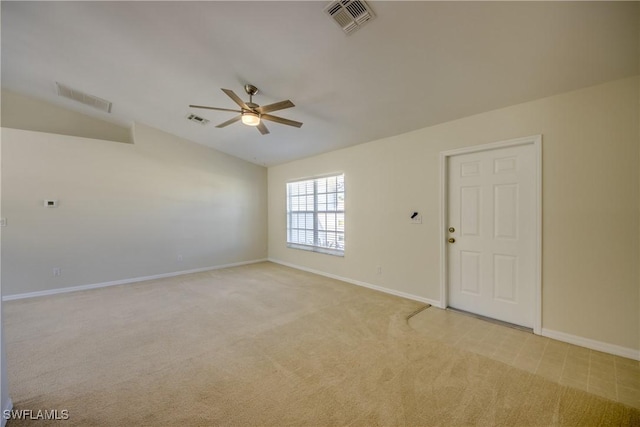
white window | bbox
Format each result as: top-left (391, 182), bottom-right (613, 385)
top-left (287, 174), bottom-right (345, 256)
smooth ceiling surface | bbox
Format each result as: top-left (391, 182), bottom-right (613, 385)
top-left (1, 1), bottom-right (638, 166)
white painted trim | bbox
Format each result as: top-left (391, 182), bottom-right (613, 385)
top-left (2, 259), bottom-right (268, 301)
top-left (541, 328), bottom-right (640, 361)
top-left (439, 135), bottom-right (543, 334)
top-left (268, 258), bottom-right (439, 307)
top-left (438, 151), bottom-right (448, 310)
top-left (2, 398), bottom-right (12, 427)
top-left (533, 137), bottom-right (542, 335)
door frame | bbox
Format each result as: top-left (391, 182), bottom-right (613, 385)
top-left (439, 135), bottom-right (542, 334)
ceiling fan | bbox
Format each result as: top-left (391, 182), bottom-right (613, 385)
top-left (189, 84), bottom-right (302, 135)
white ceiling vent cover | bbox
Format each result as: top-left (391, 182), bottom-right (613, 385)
top-left (186, 114), bottom-right (210, 125)
top-left (324, 0), bottom-right (375, 35)
top-left (56, 82), bottom-right (112, 113)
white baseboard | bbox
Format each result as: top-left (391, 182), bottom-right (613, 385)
top-left (2, 259), bottom-right (268, 301)
top-left (541, 328), bottom-right (640, 361)
top-left (268, 258), bottom-right (440, 307)
top-left (2, 398), bottom-right (13, 427)
top-left (268, 259), bottom-right (640, 361)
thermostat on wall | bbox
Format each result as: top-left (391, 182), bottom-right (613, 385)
top-left (44, 200), bottom-right (58, 208)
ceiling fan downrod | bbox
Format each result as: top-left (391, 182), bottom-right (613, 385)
top-left (244, 84), bottom-right (259, 107)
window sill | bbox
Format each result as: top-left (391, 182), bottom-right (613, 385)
top-left (286, 243), bottom-right (344, 257)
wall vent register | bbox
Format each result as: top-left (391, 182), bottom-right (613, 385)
top-left (56, 82), bottom-right (112, 113)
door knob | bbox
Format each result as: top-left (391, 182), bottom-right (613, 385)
top-left (448, 227), bottom-right (455, 233)
top-left (448, 238), bottom-right (455, 243)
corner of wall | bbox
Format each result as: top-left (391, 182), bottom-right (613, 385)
top-left (129, 122), bottom-right (137, 145)
top-left (1, 397), bottom-right (12, 427)
top-left (0, 128), bottom-right (10, 427)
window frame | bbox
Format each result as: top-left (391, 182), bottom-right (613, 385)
top-left (286, 173), bottom-right (345, 257)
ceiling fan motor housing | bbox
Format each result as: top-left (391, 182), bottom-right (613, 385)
top-left (244, 84), bottom-right (259, 96)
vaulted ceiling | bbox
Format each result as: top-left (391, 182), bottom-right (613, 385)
top-left (2, 1), bottom-right (638, 166)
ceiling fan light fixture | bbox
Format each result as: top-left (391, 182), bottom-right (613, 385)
top-left (241, 112), bottom-right (260, 126)
top-left (190, 85), bottom-right (301, 135)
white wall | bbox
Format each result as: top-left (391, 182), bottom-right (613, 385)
top-left (1, 7), bottom-right (13, 419)
top-left (1, 137), bottom-right (11, 426)
top-left (0, 327), bottom-right (7, 425)
top-left (637, 18), bottom-right (640, 358)
top-left (269, 76), bottom-right (640, 353)
top-left (0, 334), bottom-right (8, 427)
top-left (1, 123), bottom-right (267, 296)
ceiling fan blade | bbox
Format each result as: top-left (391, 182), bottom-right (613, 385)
top-left (215, 115), bottom-right (242, 128)
top-left (256, 122), bottom-right (270, 135)
top-left (221, 88), bottom-right (250, 110)
top-left (190, 105), bottom-right (242, 113)
top-left (256, 100), bottom-right (295, 114)
top-left (261, 114), bottom-right (303, 128)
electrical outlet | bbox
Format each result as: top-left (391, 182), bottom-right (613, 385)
top-left (0, 218), bottom-right (6, 227)
top-left (376, 266), bottom-right (382, 275)
top-left (177, 254), bottom-right (183, 262)
top-left (53, 267), bottom-right (62, 277)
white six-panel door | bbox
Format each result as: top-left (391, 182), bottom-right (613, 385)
top-left (446, 141), bottom-right (538, 328)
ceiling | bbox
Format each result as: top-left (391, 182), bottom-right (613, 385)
top-left (2, 1), bottom-right (638, 166)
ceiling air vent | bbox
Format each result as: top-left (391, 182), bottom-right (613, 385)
top-left (56, 82), bottom-right (112, 113)
top-left (186, 114), bottom-right (210, 125)
top-left (324, 0), bottom-right (375, 35)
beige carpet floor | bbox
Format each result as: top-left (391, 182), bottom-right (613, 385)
top-left (4, 262), bottom-right (640, 426)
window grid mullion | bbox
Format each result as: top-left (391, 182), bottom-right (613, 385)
top-left (287, 185), bottom-right (292, 243)
top-left (313, 180), bottom-right (318, 248)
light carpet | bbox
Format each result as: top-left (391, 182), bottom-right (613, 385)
top-left (4, 262), bottom-right (639, 426)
